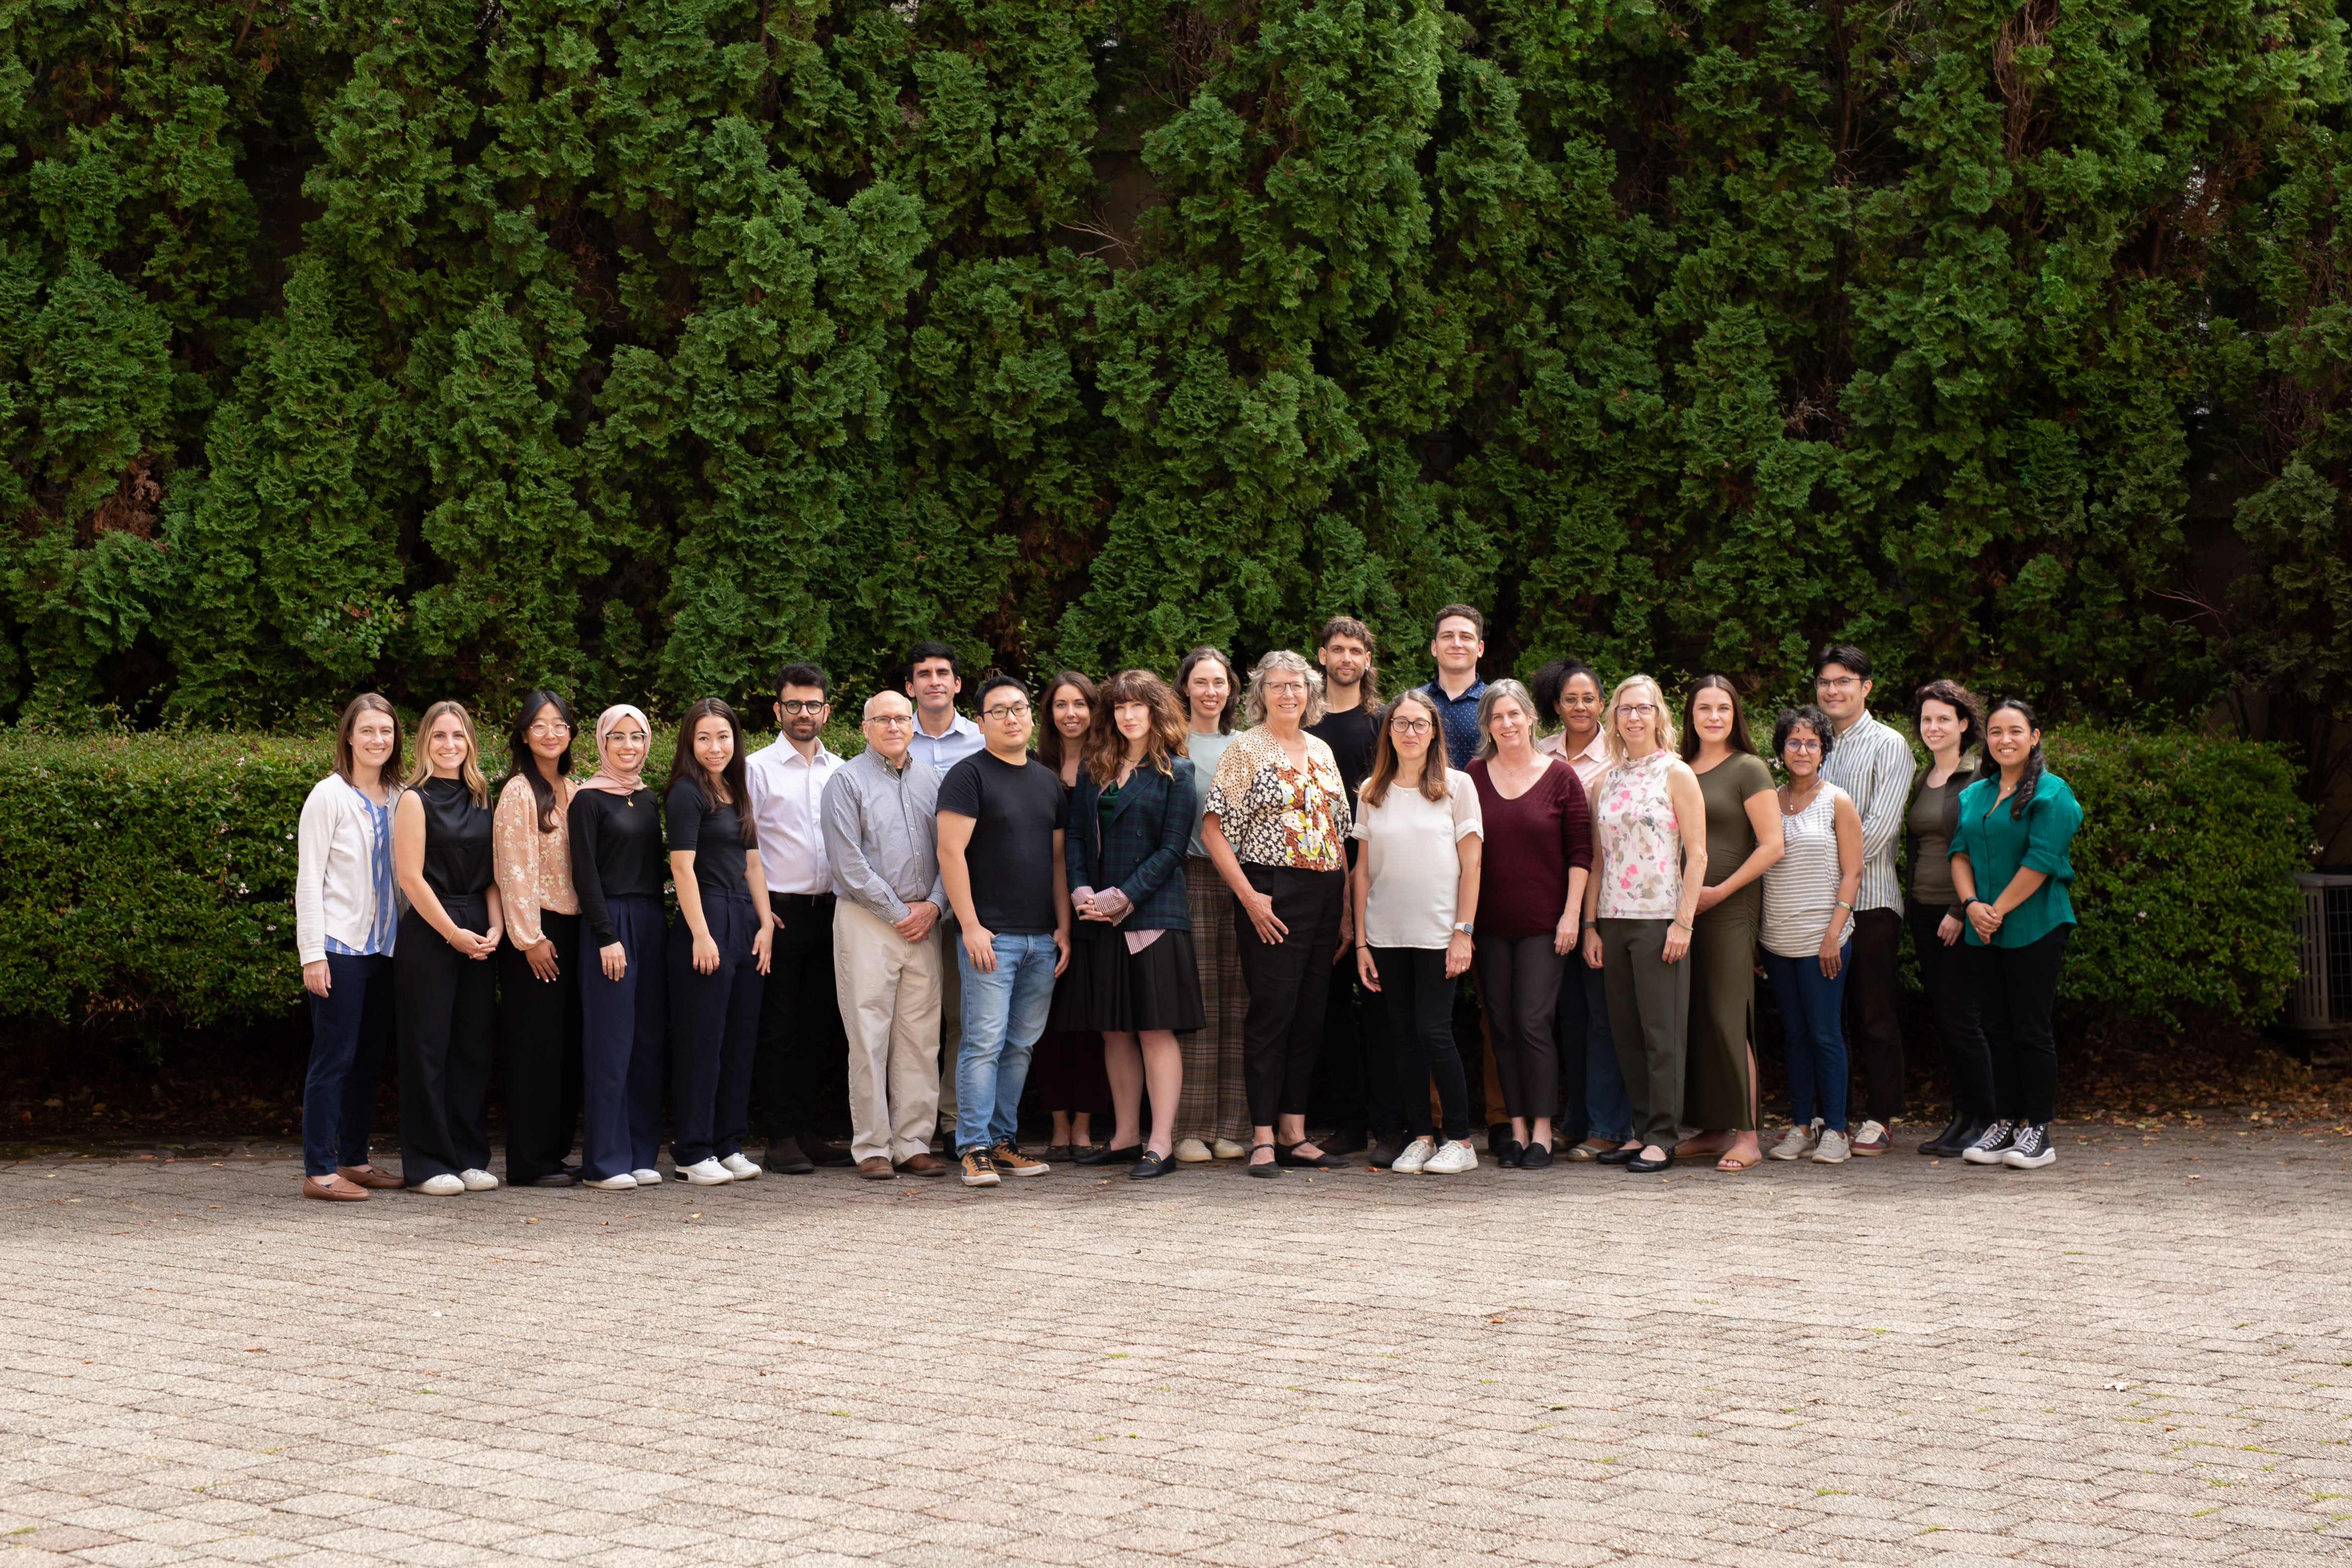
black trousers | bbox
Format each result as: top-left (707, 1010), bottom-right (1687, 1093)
top-left (1475, 933), bottom-right (1564, 1120)
top-left (669, 889), bottom-right (766, 1166)
top-left (1906, 899), bottom-right (1989, 1124)
top-left (1974, 924), bottom-right (2070, 1125)
top-left (1372, 946), bottom-right (1468, 1141)
top-left (498, 910), bottom-right (584, 1184)
top-left (751, 892), bottom-right (840, 1144)
top-left (396, 896), bottom-right (496, 1182)
top-left (1843, 907), bottom-right (1905, 1122)
top-left (1321, 956), bottom-right (1400, 1137)
top-left (1234, 865), bottom-right (1346, 1128)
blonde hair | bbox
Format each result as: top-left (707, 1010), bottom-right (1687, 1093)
top-left (1473, 678), bottom-right (1540, 762)
top-left (1602, 674), bottom-right (1678, 767)
top-left (1242, 650), bottom-right (1327, 727)
top-left (405, 700), bottom-right (491, 807)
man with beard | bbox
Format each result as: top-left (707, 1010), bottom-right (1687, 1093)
top-left (1308, 616), bottom-right (1392, 1159)
top-left (746, 662), bottom-right (852, 1172)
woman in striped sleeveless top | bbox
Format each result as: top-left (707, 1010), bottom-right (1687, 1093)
top-left (1760, 706), bottom-right (1863, 1164)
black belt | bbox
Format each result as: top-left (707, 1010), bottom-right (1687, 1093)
top-left (769, 891), bottom-right (836, 908)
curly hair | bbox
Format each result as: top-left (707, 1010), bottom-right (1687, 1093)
top-left (1242, 650), bottom-right (1326, 727)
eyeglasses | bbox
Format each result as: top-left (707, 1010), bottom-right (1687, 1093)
top-left (608, 730), bottom-right (648, 745)
top-left (1783, 739), bottom-right (1822, 754)
top-left (1391, 719), bottom-right (1433, 736)
top-left (983, 703), bottom-right (1031, 721)
top-left (867, 714), bottom-right (915, 729)
top-left (1617, 703), bottom-right (1657, 718)
top-left (526, 721), bottom-right (570, 737)
top-left (1816, 675), bottom-right (1861, 691)
top-left (776, 699), bottom-right (828, 716)
top-left (1263, 681), bottom-right (1307, 696)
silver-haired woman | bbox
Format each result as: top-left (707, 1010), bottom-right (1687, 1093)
top-left (1200, 650), bottom-right (1355, 1177)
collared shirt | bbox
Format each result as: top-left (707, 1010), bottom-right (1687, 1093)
top-left (821, 748), bottom-right (947, 926)
top-left (745, 735), bottom-right (844, 895)
top-left (1819, 708), bottom-right (1917, 915)
top-left (1422, 676), bottom-right (1488, 772)
top-left (907, 710), bottom-right (984, 777)
top-left (1537, 728), bottom-right (1611, 805)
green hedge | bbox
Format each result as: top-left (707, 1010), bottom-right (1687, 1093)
top-left (0, 725), bottom-right (2310, 1035)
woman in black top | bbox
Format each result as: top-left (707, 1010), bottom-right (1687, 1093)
top-left (571, 704), bottom-right (668, 1190)
top-left (393, 701), bottom-right (504, 1195)
top-left (665, 698), bottom-right (775, 1186)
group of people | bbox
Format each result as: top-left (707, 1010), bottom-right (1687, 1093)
top-left (290, 611), bottom-right (2085, 1201)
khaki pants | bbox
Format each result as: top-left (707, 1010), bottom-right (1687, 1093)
top-left (834, 900), bottom-right (943, 1165)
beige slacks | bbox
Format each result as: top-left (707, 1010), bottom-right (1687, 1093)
top-left (834, 899), bottom-right (944, 1164)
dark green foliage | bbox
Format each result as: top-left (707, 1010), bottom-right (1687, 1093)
top-left (1, 0), bottom-right (2348, 810)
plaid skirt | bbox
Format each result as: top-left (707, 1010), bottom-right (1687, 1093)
top-left (1178, 857), bottom-right (1251, 1142)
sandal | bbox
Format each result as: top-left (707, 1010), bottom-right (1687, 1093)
top-left (1714, 1148), bottom-right (1763, 1172)
top-left (1246, 1143), bottom-right (1283, 1178)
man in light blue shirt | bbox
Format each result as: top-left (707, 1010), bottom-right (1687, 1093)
top-left (902, 639), bottom-right (982, 1142)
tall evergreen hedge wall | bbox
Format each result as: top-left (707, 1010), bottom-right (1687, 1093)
top-left (6, 0), bottom-right (2351, 764)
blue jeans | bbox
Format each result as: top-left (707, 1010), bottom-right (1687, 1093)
top-left (955, 932), bottom-right (1060, 1154)
top-left (580, 895), bottom-right (669, 1180)
top-left (1764, 943), bottom-right (1851, 1133)
top-left (304, 952), bottom-right (395, 1177)
top-left (1555, 955), bottom-right (1631, 1143)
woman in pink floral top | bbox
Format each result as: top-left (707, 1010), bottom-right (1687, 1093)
top-left (1202, 650), bottom-right (1353, 1177)
top-left (1578, 674), bottom-right (1709, 1172)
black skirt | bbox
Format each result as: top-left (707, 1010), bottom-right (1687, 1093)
top-left (1051, 928), bottom-right (1206, 1034)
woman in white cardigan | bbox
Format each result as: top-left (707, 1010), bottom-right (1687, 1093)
top-left (295, 695), bottom-right (406, 1201)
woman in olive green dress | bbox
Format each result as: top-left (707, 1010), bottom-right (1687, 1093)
top-left (1676, 676), bottom-right (1783, 1170)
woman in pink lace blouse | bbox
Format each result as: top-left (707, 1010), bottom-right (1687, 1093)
top-left (494, 691), bottom-right (585, 1187)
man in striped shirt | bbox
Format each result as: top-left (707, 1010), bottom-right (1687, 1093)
top-left (1815, 644), bottom-right (1916, 1156)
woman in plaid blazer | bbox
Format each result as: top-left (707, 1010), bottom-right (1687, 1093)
top-left (1056, 670), bottom-right (1206, 1180)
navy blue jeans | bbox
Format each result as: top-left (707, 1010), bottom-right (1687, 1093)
top-left (668, 889), bottom-right (766, 1166)
top-left (303, 952), bottom-right (394, 1178)
top-left (1764, 941), bottom-right (1852, 1132)
top-left (580, 895), bottom-right (668, 1179)
top-left (1554, 954), bottom-right (1631, 1143)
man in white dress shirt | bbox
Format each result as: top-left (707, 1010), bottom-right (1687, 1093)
top-left (745, 662), bottom-right (848, 1172)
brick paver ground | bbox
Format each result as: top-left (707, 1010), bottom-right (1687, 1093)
top-left (5, 1122), bottom-right (2351, 1566)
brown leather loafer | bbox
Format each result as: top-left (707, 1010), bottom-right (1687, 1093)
top-left (895, 1153), bottom-right (947, 1177)
top-left (336, 1164), bottom-right (403, 1189)
top-left (303, 1175), bottom-right (369, 1202)
top-left (856, 1156), bottom-right (897, 1180)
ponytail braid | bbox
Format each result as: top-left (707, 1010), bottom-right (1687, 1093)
top-left (1986, 696), bottom-right (2044, 819)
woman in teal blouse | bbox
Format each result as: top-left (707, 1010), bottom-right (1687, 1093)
top-left (1947, 697), bottom-right (2082, 1172)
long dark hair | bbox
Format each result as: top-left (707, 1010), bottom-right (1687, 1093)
top-left (1085, 670), bottom-right (1188, 784)
top-left (1984, 695), bottom-right (2045, 819)
top-left (1911, 679), bottom-right (1986, 769)
top-left (1036, 670), bottom-right (1098, 775)
top-left (508, 690), bottom-right (576, 833)
top-left (667, 697), bottom-right (757, 845)
top-left (1679, 674), bottom-right (1756, 763)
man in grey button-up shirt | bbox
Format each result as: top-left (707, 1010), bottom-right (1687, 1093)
top-left (819, 693), bottom-right (951, 1176)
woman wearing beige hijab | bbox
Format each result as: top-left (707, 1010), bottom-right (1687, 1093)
top-left (570, 706), bottom-right (669, 1190)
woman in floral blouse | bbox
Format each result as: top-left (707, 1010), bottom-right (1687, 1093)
top-left (1578, 674), bottom-right (1709, 1173)
top-left (1202, 650), bottom-right (1354, 1177)
top-left (493, 690), bottom-right (585, 1187)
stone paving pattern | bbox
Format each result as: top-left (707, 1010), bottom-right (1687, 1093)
top-left (5, 1124), bottom-right (2352, 1566)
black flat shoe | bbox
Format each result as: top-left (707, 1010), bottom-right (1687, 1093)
top-left (1595, 1145), bottom-right (1642, 1166)
top-left (807, 1142), bottom-right (859, 1168)
top-left (1519, 1141), bottom-right (1553, 1169)
top-left (1321, 1128), bottom-right (1370, 1156)
top-left (763, 1139), bottom-right (817, 1175)
top-left (1494, 1138), bottom-right (1524, 1169)
top-left (1247, 1143), bottom-right (1283, 1178)
top-left (1076, 1144), bottom-right (1143, 1166)
top-left (527, 1171), bottom-right (579, 1188)
top-left (1274, 1142), bottom-right (1349, 1169)
top-left (1129, 1151), bottom-right (1174, 1180)
top-left (1627, 1148), bottom-right (1675, 1173)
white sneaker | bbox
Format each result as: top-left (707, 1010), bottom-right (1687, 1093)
top-left (1767, 1120), bottom-right (1822, 1161)
top-left (412, 1173), bottom-right (465, 1196)
top-left (1424, 1139), bottom-right (1478, 1175)
top-left (458, 1168), bottom-right (499, 1191)
top-left (1211, 1138), bottom-right (1249, 1160)
top-left (719, 1154), bottom-right (762, 1181)
top-left (1391, 1137), bottom-right (1436, 1174)
top-left (1811, 1127), bottom-right (1851, 1164)
top-left (583, 1173), bottom-right (637, 1190)
top-left (630, 1167), bottom-right (663, 1185)
top-left (679, 1158), bottom-right (734, 1186)
top-left (1173, 1137), bottom-right (1213, 1164)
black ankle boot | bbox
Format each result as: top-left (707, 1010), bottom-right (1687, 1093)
top-left (1916, 1114), bottom-right (1970, 1157)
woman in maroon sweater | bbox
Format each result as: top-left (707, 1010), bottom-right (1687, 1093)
top-left (1467, 678), bottom-right (1593, 1168)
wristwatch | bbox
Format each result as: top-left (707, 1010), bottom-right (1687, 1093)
top-left (1452, 921), bottom-right (1475, 936)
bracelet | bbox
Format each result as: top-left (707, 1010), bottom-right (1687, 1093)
top-left (1834, 899), bottom-right (1854, 912)
top-left (1670, 919), bottom-right (1693, 934)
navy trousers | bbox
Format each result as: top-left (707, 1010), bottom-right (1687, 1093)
top-left (303, 952), bottom-right (395, 1178)
top-left (668, 889), bottom-right (766, 1166)
top-left (580, 895), bottom-right (668, 1180)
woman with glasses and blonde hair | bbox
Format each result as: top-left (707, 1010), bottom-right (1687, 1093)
top-left (1201, 649), bottom-right (1353, 1176)
top-left (295, 694), bottom-right (406, 1201)
top-left (1466, 678), bottom-right (1590, 1168)
top-left (393, 701), bottom-right (505, 1195)
top-left (1579, 675), bottom-right (1708, 1172)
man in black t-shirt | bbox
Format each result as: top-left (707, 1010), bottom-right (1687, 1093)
top-left (936, 674), bottom-right (1072, 1188)
top-left (1308, 615), bottom-right (1395, 1162)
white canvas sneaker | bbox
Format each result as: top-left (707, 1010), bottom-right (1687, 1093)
top-left (1424, 1139), bottom-right (1478, 1175)
top-left (630, 1167), bottom-right (664, 1185)
top-left (679, 1158), bottom-right (734, 1186)
top-left (412, 1173), bottom-right (465, 1196)
top-left (583, 1173), bottom-right (637, 1190)
top-left (1174, 1138), bottom-right (1213, 1164)
top-left (1391, 1137), bottom-right (1436, 1174)
top-left (458, 1168), bottom-right (499, 1191)
top-left (720, 1154), bottom-right (762, 1180)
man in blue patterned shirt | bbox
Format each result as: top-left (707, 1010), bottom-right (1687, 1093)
top-left (1420, 604), bottom-right (1488, 772)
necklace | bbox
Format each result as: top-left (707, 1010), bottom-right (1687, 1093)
top-left (1780, 777), bottom-right (1822, 814)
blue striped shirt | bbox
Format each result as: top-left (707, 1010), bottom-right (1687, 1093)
top-left (324, 784), bottom-right (397, 956)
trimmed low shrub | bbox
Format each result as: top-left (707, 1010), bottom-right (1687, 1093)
top-left (0, 723), bottom-right (2309, 1040)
